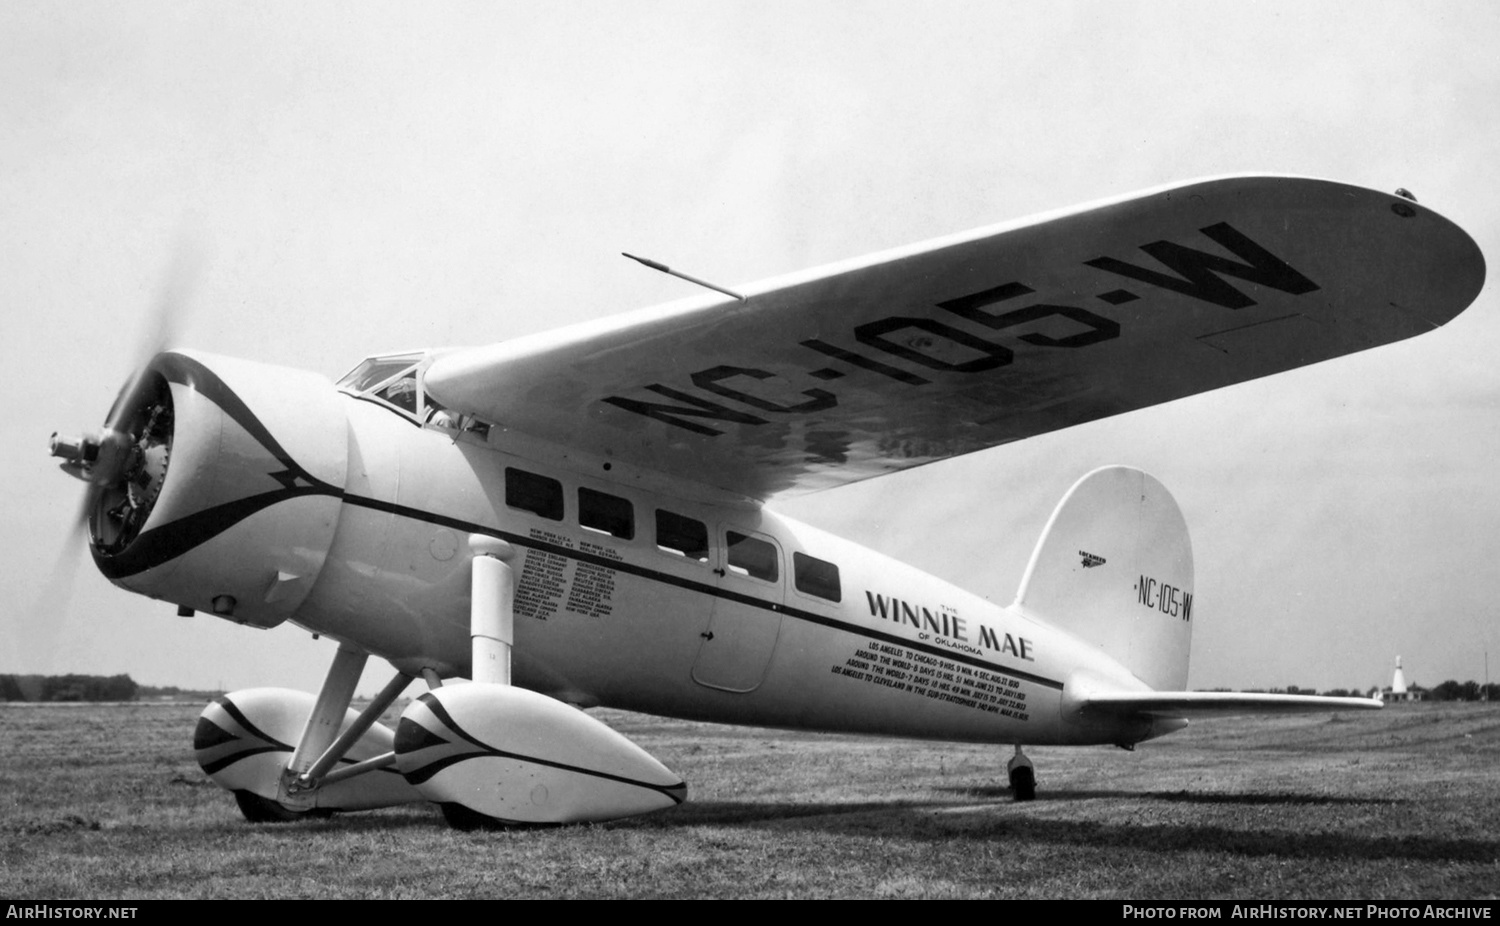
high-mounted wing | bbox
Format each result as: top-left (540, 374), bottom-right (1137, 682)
top-left (425, 176), bottom-right (1485, 501)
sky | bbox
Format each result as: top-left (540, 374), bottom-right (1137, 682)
top-left (3, 1), bottom-right (1498, 698)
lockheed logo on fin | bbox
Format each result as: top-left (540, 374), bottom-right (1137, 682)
top-left (1080, 551), bottom-right (1106, 568)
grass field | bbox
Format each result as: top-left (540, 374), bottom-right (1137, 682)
top-left (2, 700), bottom-right (1497, 899)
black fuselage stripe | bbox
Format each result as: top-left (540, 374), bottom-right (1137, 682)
top-left (339, 493), bottom-right (1065, 691)
top-left (119, 361), bottom-right (1060, 691)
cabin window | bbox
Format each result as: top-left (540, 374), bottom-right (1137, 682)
top-left (656, 510), bottom-right (708, 562)
top-left (579, 488), bottom-right (634, 539)
top-left (505, 468), bottom-right (563, 521)
top-left (337, 356), bottom-right (418, 393)
top-left (793, 552), bottom-right (841, 602)
top-left (727, 531), bottom-right (778, 582)
top-left (373, 374), bottom-right (420, 414)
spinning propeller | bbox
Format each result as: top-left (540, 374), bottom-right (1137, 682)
top-left (39, 243), bottom-right (202, 637)
top-left (50, 363), bottom-right (174, 554)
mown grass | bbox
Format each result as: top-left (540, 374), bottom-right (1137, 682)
top-left (2, 701), bottom-right (1497, 899)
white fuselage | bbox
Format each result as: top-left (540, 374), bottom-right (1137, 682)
top-left (290, 393), bottom-right (1148, 747)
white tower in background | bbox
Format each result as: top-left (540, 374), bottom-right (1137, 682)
top-left (1392, 656), bottom-right (1408, 695)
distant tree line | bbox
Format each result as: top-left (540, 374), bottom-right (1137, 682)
top-left (1423, 680), bottom-right (1500, 702)
top-left (1220, 683), bottom-right (1500, 702)
top-left (1320, 681), bottom-right (1499, 701)
top-left (0, 674), bottom-right (138, 702)
top-left (136, 684), bottom-right (193, 699)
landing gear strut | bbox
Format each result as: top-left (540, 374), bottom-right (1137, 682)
top-left (1007, 745), bottom-right (1035, 802)
top-left (391, 535), bottom-right (687, 826)
top-left (194, 645), bottom-right (423, 822)
top-left (272, 644), bottom-right (416, 815)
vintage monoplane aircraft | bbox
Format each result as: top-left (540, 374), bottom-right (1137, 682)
top-left (50, 176), bottom-right (1485, 827)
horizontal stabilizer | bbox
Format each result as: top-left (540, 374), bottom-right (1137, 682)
top-left (1077, 690), bottom-right (1382, 718)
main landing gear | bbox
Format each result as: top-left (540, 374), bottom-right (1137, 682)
top-left (1007, 745), bottom-right (1036, 802)
top-left (193, 644), bottom-right (424, 821)
top-left (195, 535), bottom-right (686, 829)
top-left (233, 789), bottom-right (331, 823)
top-left (390, 537), bottom-right (686, 827)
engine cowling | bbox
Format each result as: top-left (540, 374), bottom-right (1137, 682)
top-left (90, 350), bottom-right (349, 628)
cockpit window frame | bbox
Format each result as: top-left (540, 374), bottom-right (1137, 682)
top-left (336, 354), bottom-right (424, 394)
top-left (336, 351), bottom-right (490, 439)
top-left (336, 353), bottom-right (439, 426)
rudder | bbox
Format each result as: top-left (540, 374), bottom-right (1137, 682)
top-left (1013, 466), bottom-right (1193, 690)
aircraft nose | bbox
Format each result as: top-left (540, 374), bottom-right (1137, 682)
top-left (83, 349), bottom-right (350, 629)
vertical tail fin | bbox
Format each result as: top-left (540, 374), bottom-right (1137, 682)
top-left (1014, 466), bottom-right (1193, 691)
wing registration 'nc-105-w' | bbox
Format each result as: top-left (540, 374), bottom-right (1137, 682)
top-left (49, 176), bottom-right (1485, 826)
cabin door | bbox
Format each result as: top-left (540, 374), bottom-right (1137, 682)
top-left (691, 527), bottom-right (785, 692)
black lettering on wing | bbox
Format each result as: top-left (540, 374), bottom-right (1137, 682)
top-left (854, 317), bottom-right (1013, 373)
top-left (1085, 222), bottom-right (1319, 310)
top-left (691, 365), bottom-right (837, 414)
top-left (937, 282), bottom-right (1120, 349)
top-left (602, 385), bottom-right (767, 437)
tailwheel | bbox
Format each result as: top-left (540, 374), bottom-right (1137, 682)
top-left (233, 790), bottom-right (332, 823)
top-left (1007, 745), bottom-right (1036, 802)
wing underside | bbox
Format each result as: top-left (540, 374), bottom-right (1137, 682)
top-left (425, 176), bottom-right (1485, 501)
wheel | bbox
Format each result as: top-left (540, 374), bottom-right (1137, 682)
top-left (233, 790), bottom-right (332, 823)
top-left (1008, 765), bottom-right (1036, 802)
top-left (439, 802), bottom-right (507, 831)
